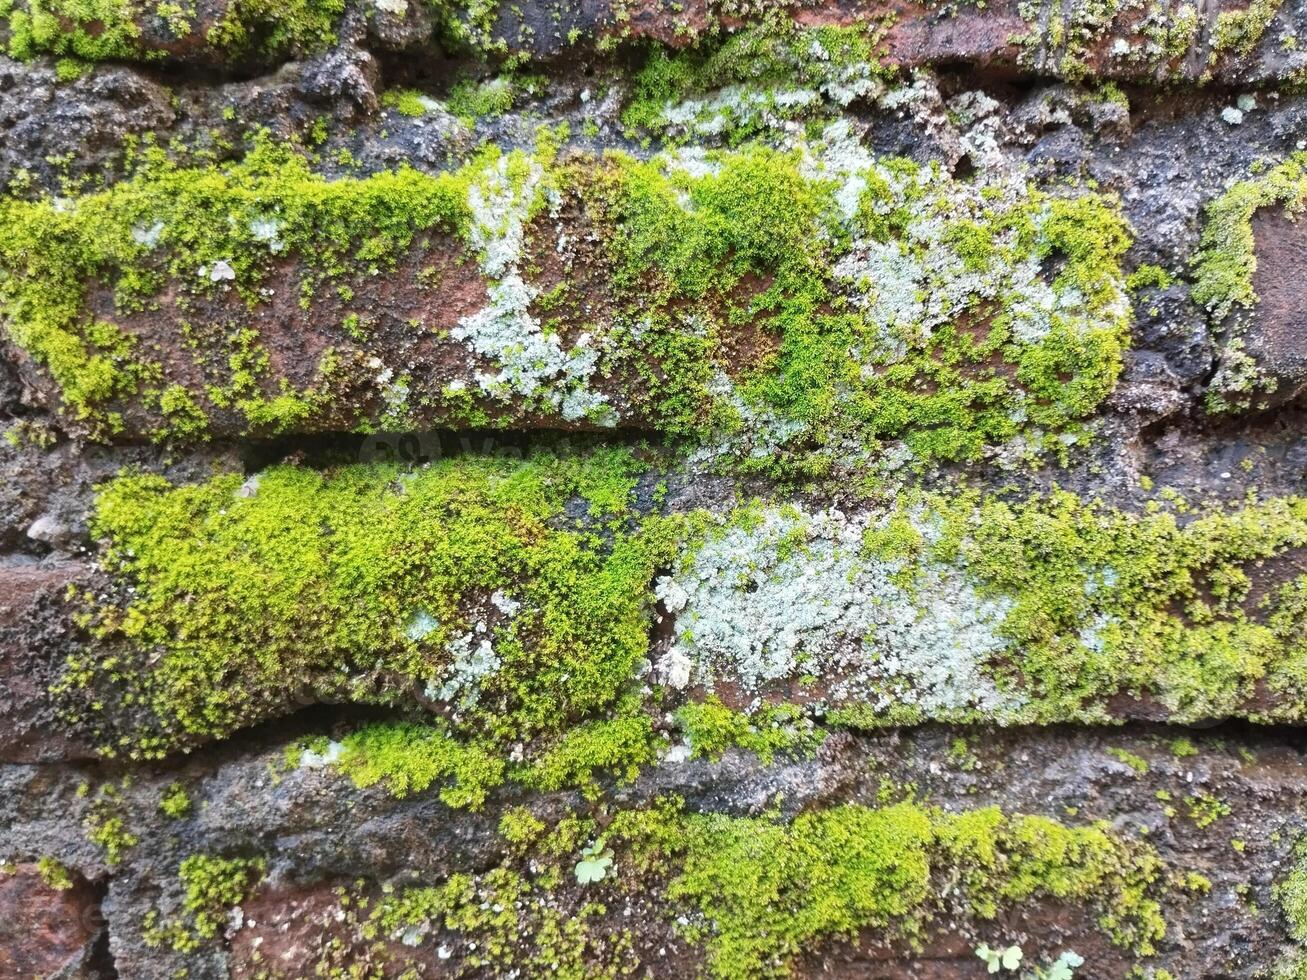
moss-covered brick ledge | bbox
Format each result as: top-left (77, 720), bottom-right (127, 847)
top-left (552, 0), bottom-right (1293, 86)
top-left (0, 0), bottom-right (348, 68)
top-left (5, 0), bottom-right (1288, 88)
top-left (0, 133), bottom-right (1131, 475)
top-left (46, 450), bottom-right (1307, 767)
top-left (1194, 154), bottom-right (1307, 414)
top-left (193, 797), bottom-right (1170, 979)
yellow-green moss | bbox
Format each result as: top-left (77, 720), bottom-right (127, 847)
top-left (36, 855), bottom-right (74, 890)
top-left (57, 448), bottom-right (1307, 767)
top-left (1191, 154), bottom-right (1307, 413)
top-left (59, 448), bottom-right (683, 760)
top-left (144, 853), bottom-right (266, 952)
top-left (367, 798), bottom-right (1168, 980)
top-left (675, 696), bottom-right (823, 763)
top-left (3, 0), bottom-right (345, 63)
top-left (179, 854), bottom-right (265, 939)
top-left (1276, 837), bottom-right (1307, 978)
top-left (601, 144), bottom-right (1131, 472)
top-left (0, 138), bottom-right (471, 436)
top-left (623, 23), bottom-right (892, 139)
top-left (1, 137), bottom-right (1130, 464)
top-left (1210, 0), bottom-right (1282, 56)
top-left (1192, 154), bottom-right (1307, 320)
top-left (518, 713), bottom-right (657, 797)
top-left (663, 802), bottom-right (1164, 978)
top-left (381, 88), bottom-right (433, 118)
top-left (333, 722), bottom-right (505, 809)
top-left (159, 781), bottom-right (192, 818)
top-left (929, 489), bottom-right (1307, 724)
top-left (368, 868), bottom-right (638, 976)
top-left (446, 74), bottom-right (539, 124)
top-left (1107, 747), bottom-right (1150, 774)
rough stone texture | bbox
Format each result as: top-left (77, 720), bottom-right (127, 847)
top-left (0, 559), bottom-right (94, 763)
top-left (3, 727), bottom-right (1306, 977)
top-left (3, 0), bottom-right (1307, 977)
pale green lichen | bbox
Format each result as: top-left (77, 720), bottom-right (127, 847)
top-left (665, 489), bottom-right (1307, 727)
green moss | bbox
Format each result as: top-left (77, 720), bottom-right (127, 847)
top-left (499, 806), bottom-right (547, 849)
top-left (518, 713), bottom-right (657, 796)
top-left (351, 797), bottom-right (1164, 980)
top-left (666, 801), bottom-right (935, 977)
top-left (326, 711), bottom-right (655, 806)
top-left (60, 449), bottom-right (684, 759)
top-left (334, 721), bottom-right (505, 809)
top-left (6, 0), bottom-right (145, 61)
top-left (1126, 264), bottom-right (1174, 292)
top-left (3, 0), bottom-right (345, 62)
top-left (159, 781), bottom-right (192, 818)
top-left (1107, 747), bottom-right (1150, 774)
top-left (931, 489), bottom-right (1307, 724)
top-left (1276, 837), bottom-right (1307, 977)
top-left (1185, 793), bottom-right (1230, 828)
top-left (1192, 154), bottom-right (1307, 319)
top-left (381, 88), bottom-right (432, 118)
top-left (3, 137), bottom-right (1129, 461)
top-left (446, 75), bottom-right (525, 124)
top-left (368, 868), bottom-right (637, 976)
top-left (58, 446), bottom-right (1307, 764)
top-left (1190, 154), bottom-right (1307, 412)
top-left (1210, 0), bottom-right (1281, 56)
top-left (155, 384), bottom-right (208, 442)
top-left (650, 800), bottom-right (1164, 978)
top-left (600, 143), bottom-right (1130, 472)
top-left (623, 23), bottom-right (890, 139)
top-left (177, 854), bottom-right (265, 943)
top-left (675, 696), bottom-right (823, 763)
top-left (54, 55), bottom-right (90, 79)
top-left (203, 0), bottom-right (344, 58)
top-left (85, 810), bottom-right (137, 865)
top-left (607, 145), bottom-right (831, 300)
top-left (36, 855), bottom-right (74, 890)
top-left (0, 138), bottom-right (471, 437)
top-left (667, 486), bottom-right (1307, 729)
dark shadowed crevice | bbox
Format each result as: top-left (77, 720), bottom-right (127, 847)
top-left (84, 876), bottom-right (118, 980)
top-left (237, 427), bottom-right (669, 474)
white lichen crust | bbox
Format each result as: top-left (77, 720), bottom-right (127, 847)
top-left (658, 503), bottom-right (1023, 719)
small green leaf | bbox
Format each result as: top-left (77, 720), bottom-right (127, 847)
top-left (1045, 950), bottom-right (1084, 980)
top-left (976, 945), bottom-right (1001, 973)
top-left (1001, 945), bottom-right (1023, 971)
top-left (574, 854), bottom-right (612, 884)
top-left (575, 841), bottom-right (614, 884)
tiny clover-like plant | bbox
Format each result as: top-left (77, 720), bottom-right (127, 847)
top-left (976, 943), bottom-right (1024, 973)
top-left (574, 840), bottom-right (614, 885)
top-left (1039, 951), bottom-right (1085, 980)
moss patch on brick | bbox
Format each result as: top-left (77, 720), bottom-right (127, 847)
top-left (58, 447), bottom-right (683, 760)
